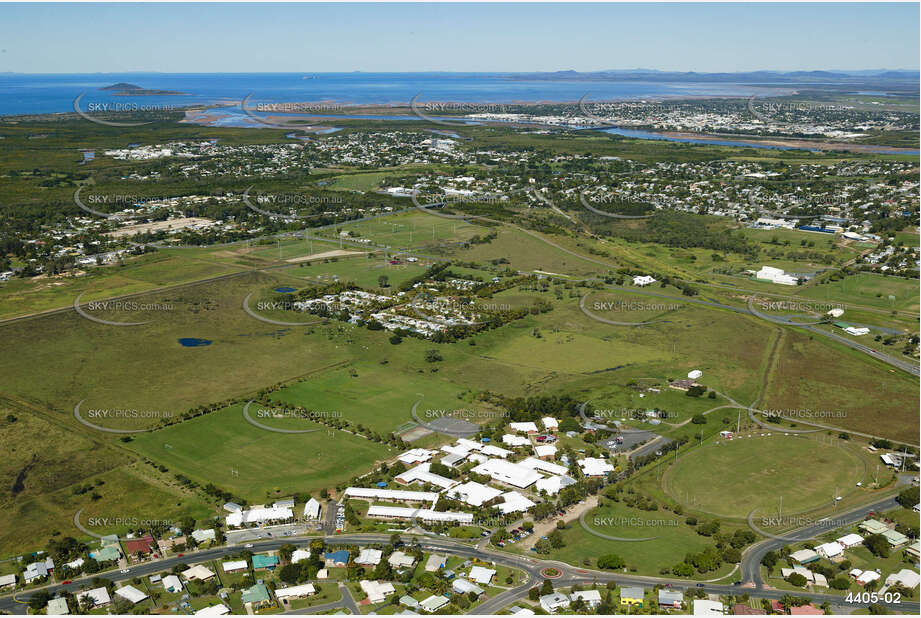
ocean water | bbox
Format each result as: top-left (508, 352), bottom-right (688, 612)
top-left (0, 72), bottom-right (773, 117)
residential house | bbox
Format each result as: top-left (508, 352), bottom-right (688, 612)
top-left (275, 584), bottom-right (316, 600)
top-left (539, 592), bottom-right (570, 613)
top-left (46, 598), bottom-right (70, 615)
top-left (240, 583), bottom-right (272, 609)
top-left (115, 585), bottom-right (148, 605)
top-left (620, 586), bottom-right (645, 607)
top-left (571, 589), bottom-right (602, 608)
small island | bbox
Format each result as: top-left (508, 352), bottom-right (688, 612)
top-left (100, 82), bottom-right (186, 96)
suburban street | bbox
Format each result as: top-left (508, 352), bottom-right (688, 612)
top-left (3, 507), bottom-right (915, 616)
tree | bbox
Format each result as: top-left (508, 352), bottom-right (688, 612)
top-left (378, 275), bottom-right (390, 288)
top-left (786, 573), bottom-right (807, 587)
top-left (691, 413), bottom-right (707, 424)
top-left (548, 530), bottom-right (564, 549)
top-left (896, 486), bottom-right (920, 509)
top-left (597, 554), bottom-right (625, 570)
top-left (28, 590), bottom-right (52, 612)
top-left (539, 580), bottom-right (554, 595)
top-left (424, 349), bottom-right (443, 363)
top-left (863, 533), bottom-right (890, 558)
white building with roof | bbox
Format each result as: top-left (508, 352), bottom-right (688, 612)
top-left (304, 497), bottom-right (322, 519)
top-left (471, 459), bottom-right (541, 488)
top-left (534, 444), bottom-right (558, 459)
top-left (448, 481), bottom-right (503, 507)
top-left (542, 417), bottom-right (559, 431)
top-left (394, 463), bottom-right (458, 490)
top-left (78, 587), bottom-right (111, 608)
top-left (360, 580), bottom-right (396, 604)
top-left (275, 584), bottom-right (316, 600)
top-left (398, 448), bottom-right (436, 465)
top-left (162, 575), bottom-right (183, 593)
top-left (571, 589), bottom-right (602, 607)
top-left (578, 457), bottom-right (614, 476)
top-left (510, 421), bottom-right (538, 434)
top-left (195, 604), bottom-right (230, 616)
top-left (756, 265), bottom-right (798, 286)
top-left (366, 505), bottom-right (473, 524)
top-left (291, 549), bottom-right (311, 563)
top-left (481, 444), bottom-right (512, 458)
top-left (469, 565), bottom-right (496, 585)
top-left (344, 487), bottom-right (438, 503)
top-left (836, 533), bottom-right (863, 548)
top-left (115, 585), bottom-right (148, 605)
top-left (498, 491), bottom-right (536, 514)
top-left (225, 505), bottom-right (293, 527)
top-left (46, 597), bottom-right (69, 615)
top-left (520, 457), bottom-right (569, 476)
top-left (816, 542), bottom-right (844, 559)
top-left (692, 599), bottom-right (724, 615)
top-left (356, 548), bottom-right (383, 566)
top-left (388, 551), bottom-right (416, 569)
top-left (502, 434), bottom-right (530, 447)
top-left (222, 560), bottom-right (248, 573)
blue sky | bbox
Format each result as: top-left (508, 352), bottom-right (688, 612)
top-left (1, 2), bottom-right (917, 73)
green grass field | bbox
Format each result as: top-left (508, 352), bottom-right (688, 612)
top-left (128, 402), bottom-right (393, 501)
top-left (531, 499), bottom-right (739, 579)
top-left (662, 434), bottom-right (866, 518)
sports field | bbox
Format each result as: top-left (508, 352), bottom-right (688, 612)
top-left (662, 434), bottom-right (866, 518)
top-left (128, 403), bottom-right (393, 501)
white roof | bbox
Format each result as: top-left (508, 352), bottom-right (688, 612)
top-left (520, 457), bottom-right (568, 476)
top-left (46, 597), bottom-right (69, 615)
top-left (222, 560), bottom-right (248, 572)
top-left (344, 487), bottom-right (438, 502)
top-left (687, 370), bottom-right (703, 380)
top-left (452, 578), bottom-right (484, 595)
top-left (886, 568), bottom-right (920, 589)
top-left (420, 595), bottom-right (449, 611)
top-left (471, 458), bottom-right (541, 488)
top-left (304, 497), bottom-right (322, 519)
top-left (692, 599), bottom-right (724, 615)
top-left (510, 421), bottom-right (538, 433)
top-left (115, 585), bottom-right (148, 604)
top-left (837, 533), bottom-right (863, 546)
top-left (360, 580), bottom-right (396, 603)
top-left (535, 475), bottom-right (569, 495)
top-left (534, 444), bottom-right (558, 458)
top-left (395, 463), bottom-right (458, 489)
top-left (790, 548), bottom-right (818, 562)
top-left (448, 481), bottom-right (503, 507)
top-left (542, 417), bottom-right (559, 429)
top-left (226, 505), bottom-right (293, 527)
top-left (275, 584), bottom-right (316, 599)
top-left (816, 542), bottom-right (844, 558)
top-left (469, 565), bottom-right (496, 584)
top-left (195, 604), bottom-right (230, 616)
top-left (481, 444), bottom-right (511, 458)
top-left (367, 505), bottom-right (473, 523)
top-left (498, 491), bottom-right (536, 515)
top-left (292, 549), bottom-right (311, 563)
top-left (182, 564), bottom-right (215, 581)
top-left (79, 587), bottom-right (111, 607)
top-left (388, 551), bottom-right (416, 568)
top-left (578, 457), bottom-right (614, 476)
top-left (162, 575), bottom-right (183, 592)
top-left (191, 528), bottom-right (216, 542)
top-left (398, 448), bottom-right (435, 464)
top-left (65, 557), bottom-right (85, 570)
top-left (571, 590), bottom-right (602, 602)
top-left (502, 434), bottom-right (530, 447)
top-left (0, 574), bottom-right (16, 587)
top-left (857, 570), bottom-right (880, 583)
top-left (356, 548), bottom-right (383, 565)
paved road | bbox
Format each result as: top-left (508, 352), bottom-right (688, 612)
top-left (3, 527), bottom-right (915, 615)
top-left (740, 495), bottom-right (901, 588)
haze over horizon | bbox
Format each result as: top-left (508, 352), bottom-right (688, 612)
top-left (1, 2), bottom-right (918, 73)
